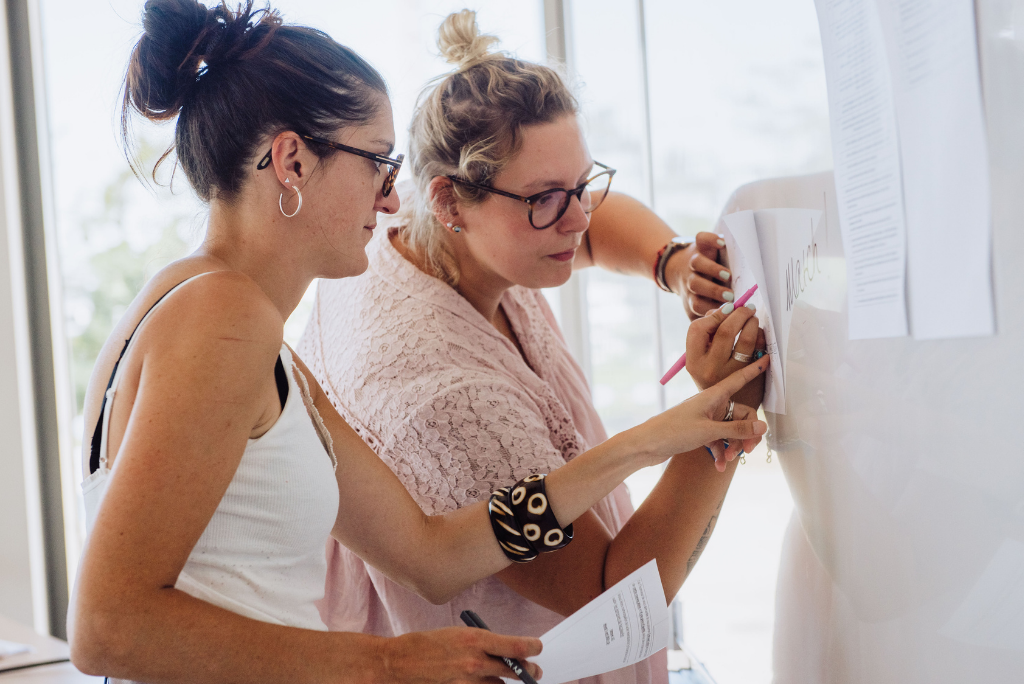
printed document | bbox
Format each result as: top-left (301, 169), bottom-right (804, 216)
top-left (875, 0), bottom-right (994, 339)
top-left (815, 0), bottom-right (909, 339)
top-left (527, 559), bottom-right (668, 684)
top-left (815, 0), bottom-right (994, 339)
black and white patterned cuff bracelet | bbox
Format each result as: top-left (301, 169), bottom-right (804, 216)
top-left (488, 474), bottom-right (574, 563)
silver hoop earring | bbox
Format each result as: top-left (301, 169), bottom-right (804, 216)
top-left (453, 225), bottom-right (462, 233)
top-left (279, 178), bottom-right (302, 218)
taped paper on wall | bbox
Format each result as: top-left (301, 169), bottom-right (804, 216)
top-left (815, 0), bottom-right (909, 340)
top-left (720, 208), bottom-right (824, 416)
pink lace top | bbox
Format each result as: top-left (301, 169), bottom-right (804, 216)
top-left (297, 206), bottom-right (667, 684)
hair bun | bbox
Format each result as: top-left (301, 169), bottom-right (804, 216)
top-left (125, 0), bottom-right (279, 121)
top-left (437, 9), bottom-right (499, 70)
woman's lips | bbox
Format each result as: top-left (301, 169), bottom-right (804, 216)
top-left (549, 249), bottom-right (576, 262)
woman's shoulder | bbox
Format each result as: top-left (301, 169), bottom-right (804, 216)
top-left (142, 267), bottom-right (283, 341)
top-left (93, 264), bottom-right (281, 390)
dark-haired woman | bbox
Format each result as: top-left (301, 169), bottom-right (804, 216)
top-left (68, 2), bottom-right (767, 684)
top-left (299, 10), bottom-right (768, 684)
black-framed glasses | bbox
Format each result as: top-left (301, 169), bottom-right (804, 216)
top-left (446, 162), bottom-right (616, 229)
top-left (256, 135), bottom-right (404, 197)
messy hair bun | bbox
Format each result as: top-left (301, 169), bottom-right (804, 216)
top-left (121, 0), bottom-right (387, 201)
top-left (123, 0), bottom-right (279, 122)
top-left (404, 9), bottom-right (577, 286)
top-left (437, 9), bottom-right (499, 70)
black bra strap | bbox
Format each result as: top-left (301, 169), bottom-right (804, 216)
top-left (88, 278), bottom-right (290, 474)
top-left (274, 356), bottom-right (289, 410)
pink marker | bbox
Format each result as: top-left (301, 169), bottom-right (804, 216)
top-left (659, 283), bottom-right (759, 385)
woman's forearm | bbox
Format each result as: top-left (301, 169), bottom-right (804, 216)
top-left (582, 192), bottom-right (677, 277)
top-left (495, 449), bottom-right (736, 616)
top-left (603, 448), bottom-right (738, 603)
top-left (70, 586), bottom-right (383, 684)
top-left (416, 430), bottom-right (644, 603)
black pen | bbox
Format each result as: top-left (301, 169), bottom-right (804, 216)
top-left (459, 610), bottom-right (539, 684)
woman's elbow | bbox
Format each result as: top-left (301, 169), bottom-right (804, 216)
top-left (407, 575), bottom-right (459, 606)
top-left (67, 598), bottom-right (133, 676)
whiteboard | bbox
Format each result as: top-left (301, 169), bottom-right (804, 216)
top-left (712, 4), bottom-right (1024, 680)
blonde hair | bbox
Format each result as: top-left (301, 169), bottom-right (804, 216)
top-left (403, 9), bottom-right (578, 286)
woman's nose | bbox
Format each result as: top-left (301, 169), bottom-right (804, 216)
top-left (377, 184), bottom-right (401, 215)
top-left (558, 194), bottom-right (590, 233)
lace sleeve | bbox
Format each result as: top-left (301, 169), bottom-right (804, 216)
top-left (382, 378), bottom-right (571, 515)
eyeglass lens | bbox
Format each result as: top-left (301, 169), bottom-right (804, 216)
top-left (531, 172), bottom-right (612, 229)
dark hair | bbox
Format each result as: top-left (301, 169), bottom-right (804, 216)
top-left (122, 0), bottom-right (388, 201)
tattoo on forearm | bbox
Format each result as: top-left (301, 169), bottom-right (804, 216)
top-left (686, 498), bottom-right (724, 576)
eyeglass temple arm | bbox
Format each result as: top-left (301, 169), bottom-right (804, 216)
top-left (447, 177), bottom-right (532, 203)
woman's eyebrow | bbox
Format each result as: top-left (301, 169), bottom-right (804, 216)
top-left (524, 165), bottom-right (595, 192)
top-left (371, 138), bottom-right (395, 155)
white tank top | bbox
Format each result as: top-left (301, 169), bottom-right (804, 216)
top-left (82, 274), bottom-right (339, 630)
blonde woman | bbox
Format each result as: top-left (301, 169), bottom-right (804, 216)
top-left (298, 10), bottom-right (766, 684)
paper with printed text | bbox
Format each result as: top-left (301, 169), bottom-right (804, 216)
top-left (524, 559), bottom-right (668, 684)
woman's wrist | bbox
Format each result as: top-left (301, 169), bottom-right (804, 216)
top-left (662, 244), bottom-right (694, 298)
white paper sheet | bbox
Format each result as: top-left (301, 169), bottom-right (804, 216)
top-left (750, 209), bottom-right (825, 385)
top-left (528, 559), bottom-right (668, 684)
top-left (815, 0), bottom-right (909, 339)
top-left (0, 640), bottom-right (31, 658)
top-left (875, 0), bottom-right (994, 339)
top-left (720, 211), bottom-right (786, 415)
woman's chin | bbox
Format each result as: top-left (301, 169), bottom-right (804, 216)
top-left (519, 263), bottom-right (574, 290)
top-left (322, 253), bottom-right (370, 280)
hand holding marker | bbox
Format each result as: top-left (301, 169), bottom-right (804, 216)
top-left (659, 283), bottom-right (759, 385)
top-left (460, 610), bottom-right (539, 684)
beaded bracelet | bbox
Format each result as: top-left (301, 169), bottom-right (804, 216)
top-left (488, 474), bottom-right (573, 563)
top-left (653, 237), bottom-right (693, 293)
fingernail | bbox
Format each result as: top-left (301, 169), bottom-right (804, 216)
top-left (722, 290), bottom-right (734, 302)
top-left (721, 302), bottom-right (734, 314)
top-left (719, 270), bottom-right (730, 280)
top-left (745, 303), bottom-right (756, 312)
top-left (716, 238), bottom-right (726, 247)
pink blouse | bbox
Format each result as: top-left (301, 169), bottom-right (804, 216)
top-left (298, 208), bottom-right (667, 684)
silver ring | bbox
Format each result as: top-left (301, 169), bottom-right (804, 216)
top-left (723, 400), bottom-right (735, 422)
top-left (732, 350), bottom-right (753, 363)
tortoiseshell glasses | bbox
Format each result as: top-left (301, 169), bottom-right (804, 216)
top-left (446, 162), bottom-right (616, 229)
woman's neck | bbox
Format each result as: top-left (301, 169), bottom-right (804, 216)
top-left (200, 200), bottom-right (314, 322)
top-left (392, 229), bottom-right (509, 329)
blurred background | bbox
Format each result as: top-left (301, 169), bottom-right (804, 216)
top-left (36, 1), bottom-right (831, 682)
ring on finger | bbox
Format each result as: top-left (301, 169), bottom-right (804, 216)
top-left (724, 400), bottom-right (735, 422)
top-left (732, 350), bottom-right (753, 363)
top-left (752, 349), bottom-right (766, 360)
